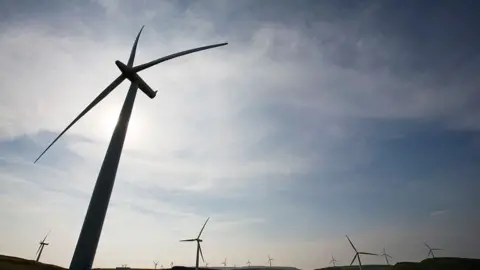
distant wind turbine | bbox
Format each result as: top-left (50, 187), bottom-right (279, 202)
top-left (380, 248), bottom-right (392, 265)
top-left (205, 262), bottom-right (209, 267)
top-left (246, 260), bottom-right (251, 267)
top-left (161, 264), bottom-right (164, 269)
top-left (33, 24), bottom-right (227, 270)
top-left (222, 258), bottom-right (227, 267)
top-left (180, 217), bottom-right (210, 270)
top-left (170, 261), bottom-right (174, 268)
top-left (268, 255), bottom-right (274, 267)
top-left (154, 260), bottom-right (159, 269)
top-left (424, 242), bottom-right (442, 258)
top-left (346, 235), bottom-right (378, 270)
top-left (329, 256), bottom-right (338, 267)
top-left (35, 230), bottom-right (50, 262)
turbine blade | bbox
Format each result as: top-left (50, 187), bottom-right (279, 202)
top-left (35, 244), bottom-right (42, 256)
top-left (350, 254), bottom-right (357, 266)
top-left (42, 229), bottom-right (51, 242)
top-left (197, 217), bottom-right (210, 238)
top-left (387, 255), bottom-right (393, 258)
top-left (346, 235), bottom-right (358, 252)
top-left (199, 244), bottom-right (205, 263)
top-left (424, 242), bottom-right (431, 249)
top-left (34, 75), bottom-right (125, 163)
top-left (132, 43), bottom-right (228, 73)
top-left (127, 25), bottom-right (145, 67)
top-left (432, 248), bottom-right (443, 251)
top-left (359, 252), bottom-right (378, 256)
top-left (180, 239), bottom-right (196, 242)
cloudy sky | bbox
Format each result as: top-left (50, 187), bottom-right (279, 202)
top-left (0, 0), bottom-right (479, 269)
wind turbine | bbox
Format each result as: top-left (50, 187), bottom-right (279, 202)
top-left (35, 230), bottom-right (50, 262)
top-left (246, 260), bottom-right (251, 267)
top-left (154, 261), bottom-right (159, 269)
top-left (33, 25), bottom-right (227, 270)
top-left (205, 262), bottom-right (209, 267)
top-left (161, 264), bottom-right (164, 269)
top-left (222, 258), bottom-right (227, 268)
top-left (424, 242), bottom-right (442, 258)
top-left (346, 235), bottom-right (378, 270)
top-left (180, 217), bottom-right (210, 270)
top-left (329, 256), bottom-right (338, 267)
top-left (268, 255), bottom-right (273, 267)
top-left (380, 248), bottom-right (392, 265)
top-left (170, 261), bottom-right (174, 268)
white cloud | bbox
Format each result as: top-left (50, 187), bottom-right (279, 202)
top-left (1, 1), bottom-right (479, 269)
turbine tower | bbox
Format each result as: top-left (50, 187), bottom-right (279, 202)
top-left (268, 255), bottom-right (273, 267)
top-left (35, 231), bottom-right (50, 262)
top-left (33, 25), bottom-right (227, 270)
top-left (222, 258), bottom-right (227, 267)
top-left (329, 256), bottom-right (338, 267)
top-left (380, 248), bottom-right (392, 265)
top-left (180, 217), bottom-right (210, 270)
top-left (154, 261), bottom-right (159, 269)
top-left (346, 235), bottom-right (378, 270)
top-left (424, 242), bottom-right (442, 258)
top-left (246, 260), bottom-right (251, 267)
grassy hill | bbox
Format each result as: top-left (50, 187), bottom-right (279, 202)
top-left (316, 265), bottom-right (392, 270)
top-left (2, 255), bottom-right (480, 270)
top-left (315, 257), bottom-right (480, 270)
top-left (0, 254), bottom-right (66, 270)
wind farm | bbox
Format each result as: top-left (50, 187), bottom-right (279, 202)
top-left (1, 1), bottom-right (480, 270)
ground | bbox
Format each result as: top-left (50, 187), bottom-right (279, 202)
top-left (1, 255), bottom-right (480, 270)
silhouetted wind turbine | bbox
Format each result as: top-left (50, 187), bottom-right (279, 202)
top-left (170, 261), bottom-right (174, 268)
top-left (329, 256), bottom-right (338, 267)
top-left (246, 260), bottom-right (251, 267)
top-left (180, 217), bottom-right (210, 270)
top-left (35, 230), bottom-right (50, 262)
top-left (346, 235), bottom-right (378, 270)
top-left (154, 260), bottom-right (159, 269)
top-left (222, 258), bottom-right (227, 267)
top-left (380, 248), bottom-right (392, 265)
top-left (268, 255), bottom-right (273, 267)
top-left (424, 242), bottom-right (442, 258)
top-left (33, 25), bottom-right (227, 270)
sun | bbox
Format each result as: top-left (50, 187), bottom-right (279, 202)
top-left (98, 107), bottom-right (143, 148)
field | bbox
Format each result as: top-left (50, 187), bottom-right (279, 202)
top-left (1, 254), bottom-right (480, 270)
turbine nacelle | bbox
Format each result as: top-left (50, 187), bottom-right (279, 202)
top-left (115, 60), bottom-right (157, 99)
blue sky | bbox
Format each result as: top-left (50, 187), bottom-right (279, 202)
top-left (0, 0), bottom-right (479, 269)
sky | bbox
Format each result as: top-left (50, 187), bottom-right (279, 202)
top-left (0, 0), bottom-right (479, 269)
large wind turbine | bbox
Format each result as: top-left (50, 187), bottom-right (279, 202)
top-left (346, 235), bottom-right (377, 270)
top-left (268, 255), bottom-right (273, 267)
top-left (222, 258), bottom-right (227, 268)
top-left (35, 231), bottom-right (50, 262)
top-left (246, 260), bottom-right (251, 267)
top-left (33, 25), bottom-right (227, 270)
top-left (154, 261), bottom-right (159, 269)
top-left (329, 256), bottom-right (338, 267)
top-left (380, 248), bottom-right (392, 265)
top-left (424, 242), bottom-right (442, 258)
top-left (180, 217), bottom-right (210, 270)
